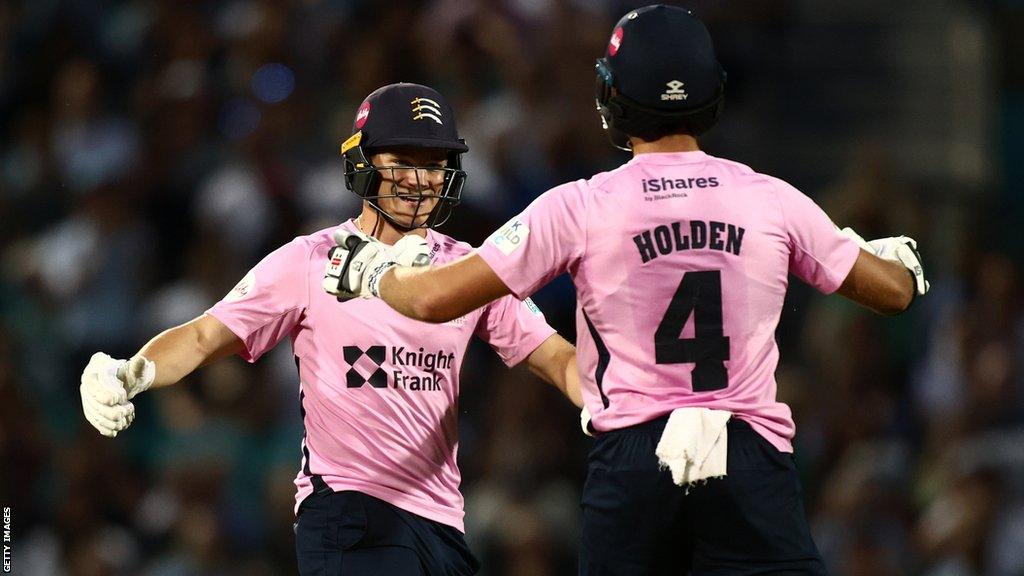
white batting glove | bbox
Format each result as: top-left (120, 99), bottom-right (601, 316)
top-left (841, 227), bottom-right (930, 297)
top-left (323, 229), bottom-right (431, 300)
top-left (839, 227), bottom-right (873, 252)
top-left (117, 354), bottom-right (156, 400)
top-left (867, 236), bottom-right (930, 296)
top-left (80, 352), bottom-right (156, 437)
top-left (81, 353), bottom-right (130, 437)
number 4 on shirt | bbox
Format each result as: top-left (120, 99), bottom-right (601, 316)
top-left (654, 270), bottom-right (730, 392)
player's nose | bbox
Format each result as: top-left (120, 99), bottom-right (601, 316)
top-left (398, 167), bottom-right (431, 192)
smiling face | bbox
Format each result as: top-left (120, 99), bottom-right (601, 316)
top-left (368, 147), bottom-right (449, 229)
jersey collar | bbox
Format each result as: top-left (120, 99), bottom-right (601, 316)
top-left (630, 150), bottom-right (709, 165)
top-left (340, 217), bottom-right (437, 247)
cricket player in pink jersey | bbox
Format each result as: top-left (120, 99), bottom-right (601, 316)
top-left (322, 6), bottom-right (930, 575)
top-left (77, 83), bottom-right (581, 575)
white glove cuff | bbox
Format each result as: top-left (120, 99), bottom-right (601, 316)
top-left (839, 227), bottom-right (873, 252)
top-left (366, 260), bottom-right (397, 299)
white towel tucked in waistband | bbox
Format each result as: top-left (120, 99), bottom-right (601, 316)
top-left (580, 405), bottom-right (595, 437)
top-left (655, 408), bottom-right (731, 487)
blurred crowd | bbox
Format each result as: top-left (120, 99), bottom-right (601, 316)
top-left (1, 1), bottom-right (1022, 575)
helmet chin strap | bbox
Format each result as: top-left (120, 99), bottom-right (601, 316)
top-left (357, 204), bottom-right (402, 242)
top-left (595, 96), bottom-right (632, 152)
top-left (369, 202), bottom-right (417, 233)
top-left (604, 124), bottom-right (633, 152)
top-left (364, 193), bottom-right (430, 236)
top-left (368, 176), bottom-right (443, 233)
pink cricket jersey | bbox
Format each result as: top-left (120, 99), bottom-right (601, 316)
top-left (208, 219), bottom-right (555, 531)
top-left (476, 151), bottom-right (859, 452)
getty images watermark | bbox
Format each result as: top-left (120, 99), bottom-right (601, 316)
top-left (2, 506), bottom-right (10, 573)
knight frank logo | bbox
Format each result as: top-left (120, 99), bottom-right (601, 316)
top-left (343, 345), bottom-right (455, 391)
top-left (411, 97), bottom-right (443, 125)
top-left (343, 345), bottom-right (387, 388)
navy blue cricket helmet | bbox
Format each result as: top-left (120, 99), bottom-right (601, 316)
top-left (595, 5), bottom-right (727, 150)
top-left (341, 83), bottom-right (468, 230)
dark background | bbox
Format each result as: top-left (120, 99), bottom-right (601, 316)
top-left (1, 1), bottom-right (1023, 574)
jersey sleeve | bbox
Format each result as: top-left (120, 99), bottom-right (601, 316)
top-left (771, 178), bottom-right (860, 294)
top-left (206, 239), bottom-right (311, 362)
top-left (474, 296), bottom-right (557, 367)
top-left (475, 181), bottom-right (587, 300)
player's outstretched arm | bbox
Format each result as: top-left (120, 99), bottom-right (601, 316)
top-left (523, 334), bottom-right (583, 408)
top-left (80, 314), bottom-right (243, 437)
top-left (380, 253), bottom-right (512, 323)
top-left (323, 229), bottom-right (511, 320)
top-left (835, 228), bottom-right (929, 315)
top-left (137, 313), bottom-right (245, 389)
top-left (836, 250), bottom-right (914, 315)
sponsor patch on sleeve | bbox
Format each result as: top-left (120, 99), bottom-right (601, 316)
top-left (522, 297), bottom-right (544, 318)
top-left (223, 270), bottom-right (255, 302)
top-left (488, 218), bottom-right (529, 256)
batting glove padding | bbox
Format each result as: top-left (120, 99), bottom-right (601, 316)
top-left (323, 229), bottom-right (431, 300)
top-left (866, 236), bottom-right (930, 296)
top-left (117, 354), bottom-right (156, 400)
top-left (80, 352), bottom-right (134, 437)
top-left (840, 226), bottom-right (929, 310)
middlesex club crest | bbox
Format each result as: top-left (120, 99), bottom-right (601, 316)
top-left (411, 97), bottom-right (443, 125)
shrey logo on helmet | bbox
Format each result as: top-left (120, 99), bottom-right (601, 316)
top-left (594, 5), bottom-right (727, 150)
top-left (661, 80), bottom-right (688, 101)
top-left (411, 97), bottom-right (443, 125)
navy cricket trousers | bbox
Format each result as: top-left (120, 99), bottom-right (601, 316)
top-left (580, 417), bottom-right (827, 575)
top-left (294, 488), bottom-right (479, 576)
